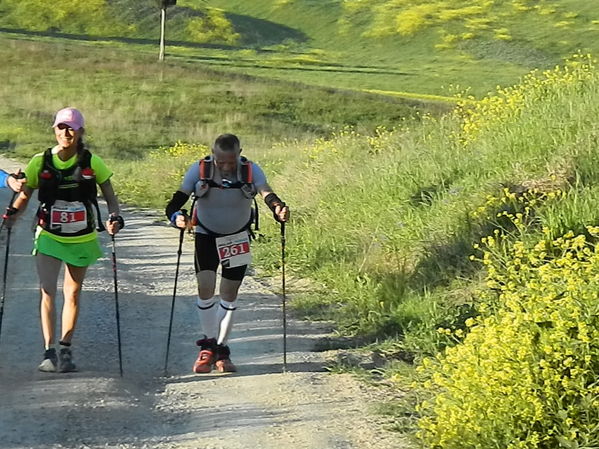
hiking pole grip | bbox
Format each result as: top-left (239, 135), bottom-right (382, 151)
top-left (164, 228), bottom-right (185, 376)
top-left (109, 216), bottom-right (124, 377)
top-left (281, 222), bottom-right (287, 372)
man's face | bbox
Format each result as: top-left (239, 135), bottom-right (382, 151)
top-left (213, 147), bottom-right (240, 176)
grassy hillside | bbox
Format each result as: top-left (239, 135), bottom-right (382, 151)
top-left (4, 2), bottom-right (599, 445)
top-left (244, 54), bottom-right (599, 445)
top-left (0, 38), bottom-right (424, 161)
top-left (109, 52), bottom-right (599, 445)
top-left (1, 0), bottom-right (598, 98)
top-left (200, 0), bottom-right (599, 96)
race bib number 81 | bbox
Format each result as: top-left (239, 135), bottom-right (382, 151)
top-left (215, 231), bottom-right (251, 268)
top-left (50, 200), bottom-right (88, 234)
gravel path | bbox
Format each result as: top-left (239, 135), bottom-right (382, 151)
top-left (0, 157), bottom-right (410, 449)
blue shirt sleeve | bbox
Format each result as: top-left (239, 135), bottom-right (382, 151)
top-left (0, 170), bottom-right (9, 188)
top-left (251, 162), bottom-right (267, 188)
top-left (180, 162), bottom-right (201, 195)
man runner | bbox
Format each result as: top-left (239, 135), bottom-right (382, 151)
top-left (165, 134), bottom-right (289, 373)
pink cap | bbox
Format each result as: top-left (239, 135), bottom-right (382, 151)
top-left (52, 107), bottom-right (85, 130)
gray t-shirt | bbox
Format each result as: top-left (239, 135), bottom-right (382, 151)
top-left (180, 158), bottom-right (267, 235)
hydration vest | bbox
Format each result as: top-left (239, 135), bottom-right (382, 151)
top-left (36, 148), bottom-right (105, 236)
top-left (191, 155), bottom-right (259, 237)
top-left (195, 155), bottom-right (256, 198)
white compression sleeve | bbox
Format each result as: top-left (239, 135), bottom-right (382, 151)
top-left (216, 299), bottom-right (238, 345)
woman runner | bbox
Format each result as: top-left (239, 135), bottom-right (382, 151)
top-left (5, 107), bottom-right (124, 372)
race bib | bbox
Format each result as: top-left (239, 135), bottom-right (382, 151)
top-left (215, 231), bottom-right (251, 268)
top-left (50, 200), bottom-right (88, 234)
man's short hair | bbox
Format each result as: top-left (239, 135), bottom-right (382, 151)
top-left (213, 134), bottom-right (240, 152)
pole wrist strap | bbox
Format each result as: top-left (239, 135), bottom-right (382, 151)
top-left (264, 193), bottom-right (285, 213)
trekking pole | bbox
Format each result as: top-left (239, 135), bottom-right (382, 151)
top-left (281, 222), bottom-right (287, 372)
top-left (109, 216), bottom-right (123, 377)
top-left (0, 190), bottom-right (19, 342)
top-left (0, 226), bottom-right (12, 343)
top-left (164, 227), bottom-right (185, 376)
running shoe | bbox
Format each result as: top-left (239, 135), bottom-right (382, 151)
top-left (58, 347), bottom-right (77, 373)
top-left (193, 337), bottom-right (216, 374)
top-left (38, 348), bottom-right (57, 373)
top-left (214, 344), bottom-right (237, 373)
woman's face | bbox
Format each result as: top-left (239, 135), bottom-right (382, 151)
top-left (54, 123), bottom-right (83, 150)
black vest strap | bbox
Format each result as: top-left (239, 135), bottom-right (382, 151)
top-left (195, 155), bottom-right (259, 234)
top-left (37, 148), bottom-right (105, 235)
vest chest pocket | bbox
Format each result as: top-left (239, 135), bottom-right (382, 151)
top-left (50, 200), bottom-right (88, 234)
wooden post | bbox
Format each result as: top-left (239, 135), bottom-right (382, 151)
top-left (159, 7), bottom-right (166, 62)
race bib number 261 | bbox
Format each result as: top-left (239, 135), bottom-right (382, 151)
top-left (215, 231), bottom-right (251, 268)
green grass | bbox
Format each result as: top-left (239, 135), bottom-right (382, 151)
top-left (4, 3), bottom-right (599, 442)
top-left (2, 0), bottom-right (599, 100)
top-left (6, 33), bottom-right (598, 362)
top-left (185, 0), bottom-right (599, 95)
top-left (215, 55), bottom-right (599, 441)
top-left (0, 37), bottom-right (424, 163)
top-left (244, 54), bottom-right (599, 350)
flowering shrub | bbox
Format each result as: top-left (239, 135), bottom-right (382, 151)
top-left (115, 141), bottom-right (207, 208)
top-left (454, 53), bottom-right (596, 144)
top-left (343, 0), bottom-right (581, 48)
top-left (186, 8), bottom-right (240, 45)
top-left (1, 0), bottom-right (129, 35)
top-left (417, 225), bottom-right (599, 448)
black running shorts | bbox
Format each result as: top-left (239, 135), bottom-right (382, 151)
top-left (194, 233), bottom-right (247, 281)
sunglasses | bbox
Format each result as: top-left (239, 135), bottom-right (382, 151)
top-left (56, 124), bottom-right (76, 131)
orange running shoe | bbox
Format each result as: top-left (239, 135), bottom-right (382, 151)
top-left (215, 344), bottom-right (237, 373)
top-left (193, 338), bottom-right (216, 374)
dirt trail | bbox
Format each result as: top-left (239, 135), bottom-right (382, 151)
top-left (0, 157), bottom-right (410, 449)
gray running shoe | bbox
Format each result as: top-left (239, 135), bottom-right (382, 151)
top-left (38, 348), bottom-right (57, 373)
top-left (58, 347), bottom-right (77, 373)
